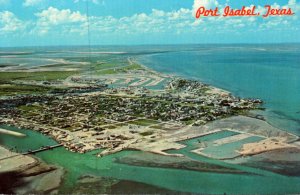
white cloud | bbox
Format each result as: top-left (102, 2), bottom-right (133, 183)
top-left (73, 0), bottom-right (104, 5)
top-left (3, 0), bottom-right (297, 39)
top-left (193, 0), bottom-right (219, 14)
top-left (288, 0), bottom-right (300, 12)
top-left (92, 9), bottom-right (177, 34)
top-left (36, 7), bottom-right (86, 25)
top-left (257, 0), bottom-right (300, 29)
top-left (66, 2), bottom-right (298, 36)
top-left (166, 8), bottom-right (191, 20)
top-left (34, 7), bottom-right (87, 35)
top-left (152, 9), bottom-right (165, 17)
top-left (23, 0), bottom-right (46, 7)
top-left (0, 11), bottom-right (24, 33)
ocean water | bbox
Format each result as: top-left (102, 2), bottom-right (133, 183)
top-left (138, 44), bottom-right (300, 135)
top-left (1, 44), bottom-right (300, 194)
top-left (1, 125), bottom-right (300, 194)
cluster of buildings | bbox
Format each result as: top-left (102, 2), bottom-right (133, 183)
top-left (0, 78), bottom-right (262, 155)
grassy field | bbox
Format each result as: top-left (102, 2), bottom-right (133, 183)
top-left (95, 64), bottom-right (144, 75)
top-left (139, 131), bottom-right (154, 136)
top-left (19, 104), bottom-right (43, 112)
top-left (94, 63), bottom-right (125, 70)
top-left (0, 71), bottom-right (78, 83)
top-left (18, 104), bottom-right (44, 117)
top-left (0, 84), bottom-right (52, 96)
top-left (123, 63), bottom-right (143, 70)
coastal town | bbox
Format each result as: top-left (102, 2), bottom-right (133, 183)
top-left (1, 52), bottom-right (300, 194)
top-left (1, 0), bottom-right (300, 193)
top-left (0, 62), bottom-right (277, 157)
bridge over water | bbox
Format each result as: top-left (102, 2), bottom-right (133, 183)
top-left (0, 144), bottom-right (63, 161)
top-left (21, 144), bottom-right (63, 155)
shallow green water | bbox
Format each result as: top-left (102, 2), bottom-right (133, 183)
top-left (1, 125), bottom-right (300, 194)
top-left (202, 136), bottom-right (264, 159)
top-left (167, 131), bottom-right (279, 177)
top-left (179, 131), bottom-right (263, 160)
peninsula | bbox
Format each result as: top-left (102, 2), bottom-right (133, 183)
top-left (1, 51), bottom-right (300, 194)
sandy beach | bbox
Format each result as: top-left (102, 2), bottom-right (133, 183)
top-left (0, 128), bottom-right (26, 137)
top-left (239, 137), bottom-right (297, 156)
top-left (0, 146), bottom-right (36, 172)
top-left (0, 146), bottom-right (64, 194)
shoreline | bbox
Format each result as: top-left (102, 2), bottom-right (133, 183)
top-left (1, 61), bottom-right (300, 194)
top-left (136, 56), bottom-right (300, 139)
top-left (0, 145), bottom-right (64, 194)
top-left (0, 128), bottom-right (25, 137)
top-left (1, 56), bottom-right (298, 158)
top-left (136, 57), bottom-right (219, 85)
top-left (136, 57), bottom-right (233, 97)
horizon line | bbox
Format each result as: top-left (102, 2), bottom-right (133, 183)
top-left (1, 42), bottom-right (300, 49)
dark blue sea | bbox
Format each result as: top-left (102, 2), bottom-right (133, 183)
top-left (138, 44), bottom-right (300, 135)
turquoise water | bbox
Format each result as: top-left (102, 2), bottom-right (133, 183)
top-left (138, 44), bottom-right (300, 135)
top-left (0, 57), bottom-right (56, 67)
top-left (202, 136), bottom-right (264, 159)
top-left (166, 131), bottom-right (276, 177)
top-left (168, 131), bottom-right (264, 159)
top-left (0, 126), bottom-right (57, 153)
top-left (1, 44), bottom-right (300, 194)
top-left (1, 125), bottom-right (300, 194)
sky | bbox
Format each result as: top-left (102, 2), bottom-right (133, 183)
top-left (0, 0), bottom-right (299, 47)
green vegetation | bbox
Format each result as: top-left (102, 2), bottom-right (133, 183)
top-left (201, 105), bottom-right (214, 111)
top-left (201, 87), bottom-right (210, 93)
top-left (96, 69), bottom-right (119, 75)
top-left (96, 64), bottom-right (144, 75)
top-left (151, 125), bottom-right (162, 129)
top-left (64, 122), bottom-right (82, 132)
top-left (0, 64), bottom-right (18, 67)
top-left (180, 102), bottom-right (197, 107)
top-left (232, 109), bottom-right (248, 116)
top-left (184, 120), bottom-right (196, 125)
top-left (0, 84), bottom-right (51, 96)
top-left (19, 104), bottom-right (43, 112)
top-left (177, 79), bottom-right (188, 88)
top-left (139, 131), bottom-right (154, 136)
top-left (19, 104), bottom-right (43, 117)
top-left (106, 125), bottom-right (117, 129)
top-left (94, 63), bottom-right (125, 70)
top-left (123, 63), bottom-right (143, 70)
top-left (0, 71), bottom-right (78, 83)
top-left (39, 63), bottom-right (79, 68)
top-left (128, 119), bottom-right (159, 126)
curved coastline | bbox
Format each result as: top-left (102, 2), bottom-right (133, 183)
top-left (0, 46), bottom-right (300, 194)
top-left (1, 125), bottom-right (300, 195)
top-left (136, 52), bottom-right (300, 136)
